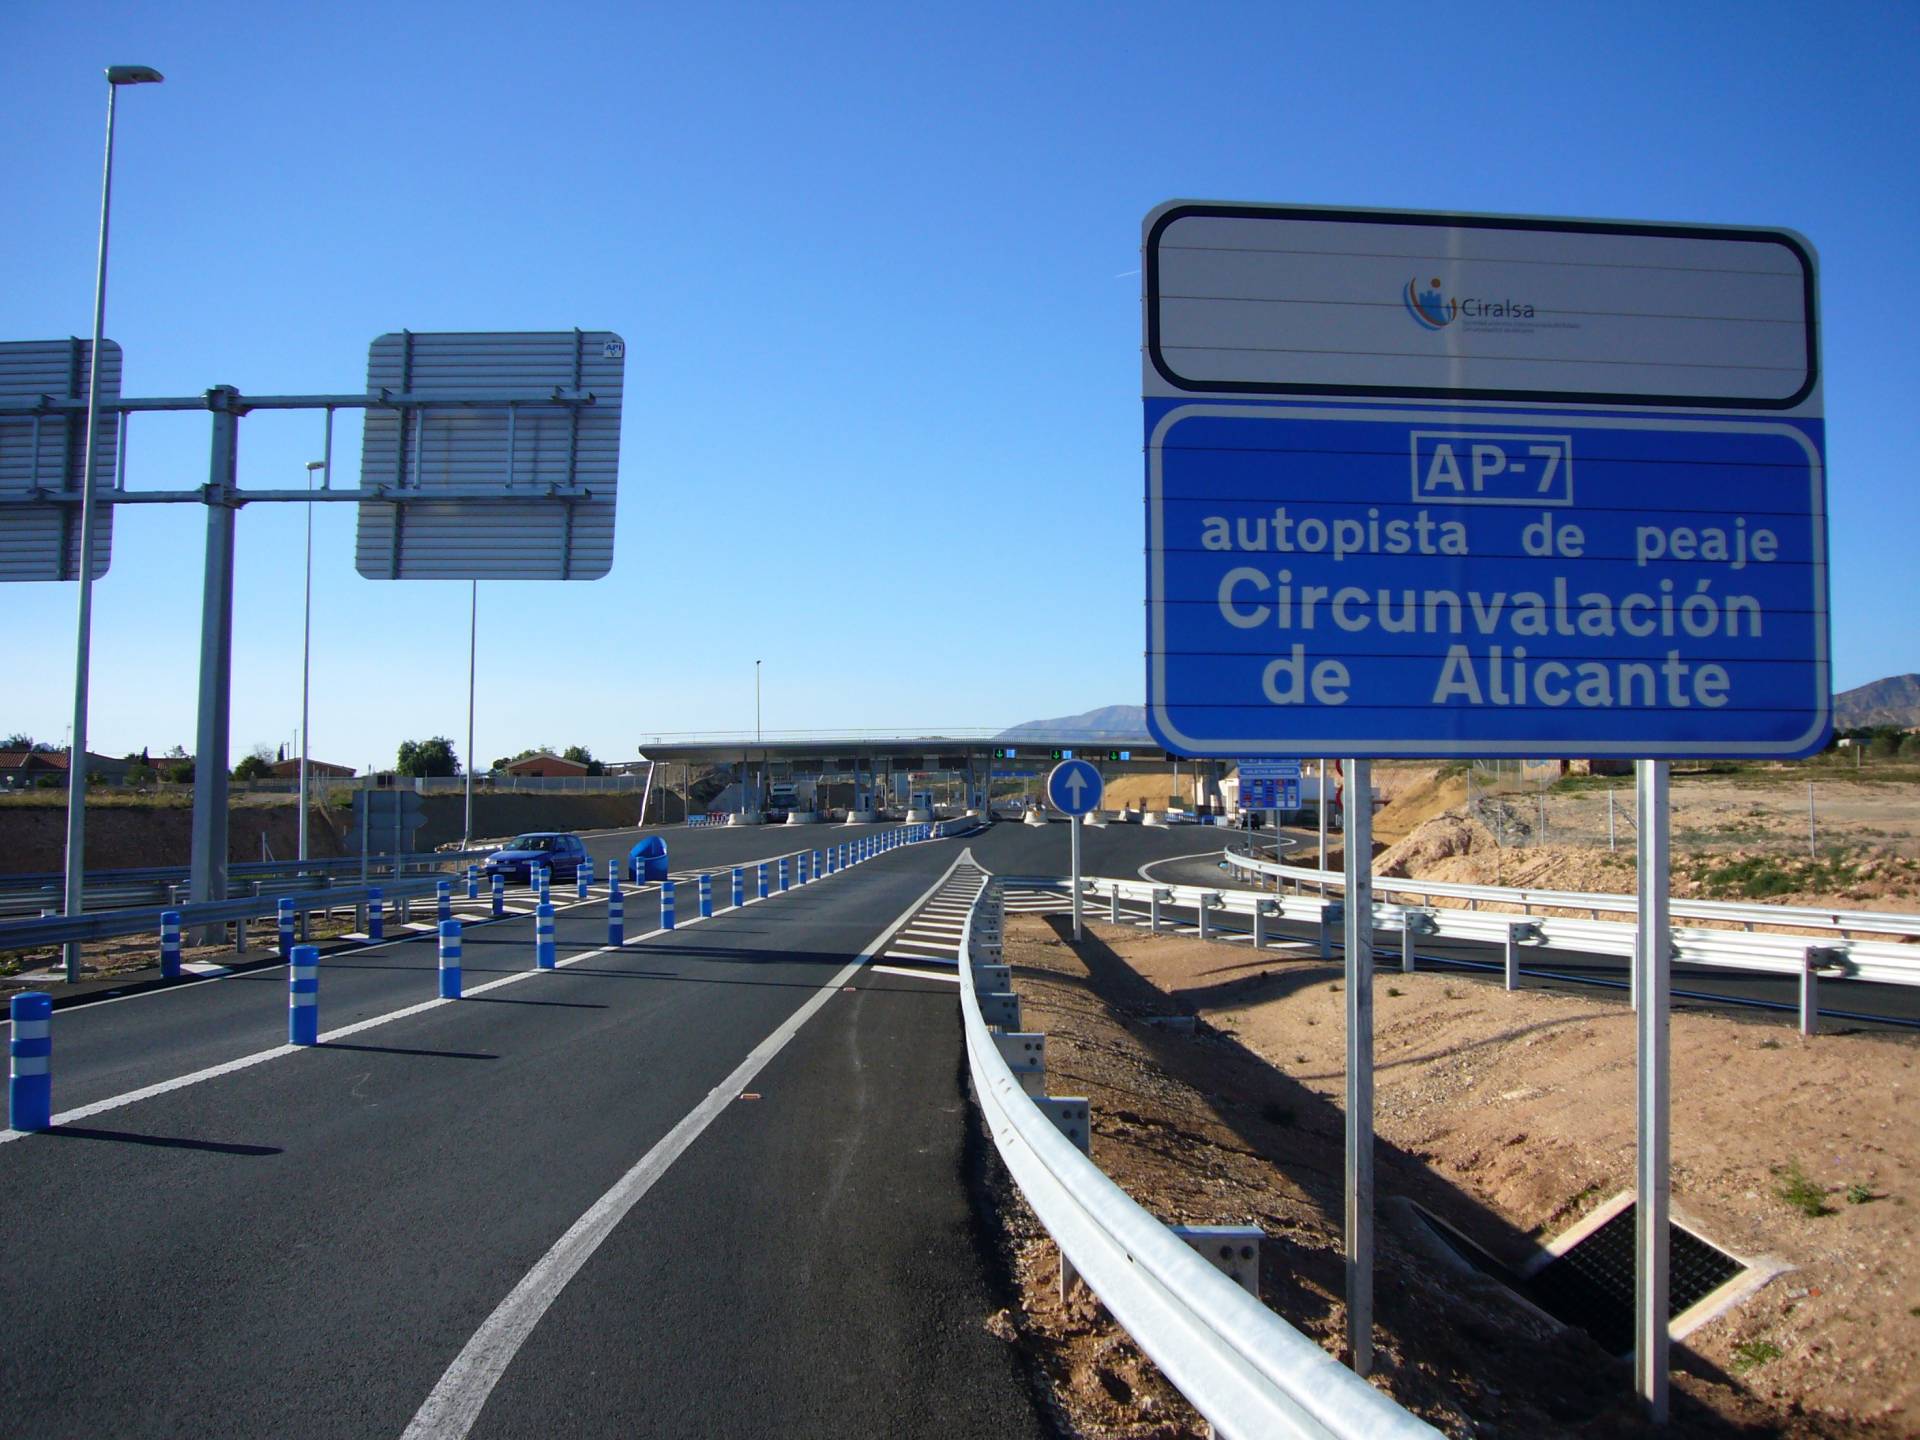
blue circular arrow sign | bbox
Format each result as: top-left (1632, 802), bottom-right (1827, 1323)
top-left (1046, 759), bottom-right (1104, 817)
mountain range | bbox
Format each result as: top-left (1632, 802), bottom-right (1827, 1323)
top-left (1005, 676), bottom-right (1920, 743)
top-left (1834, 674), bottom-right (1920, 730)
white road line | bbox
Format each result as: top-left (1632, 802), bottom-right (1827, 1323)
top-left (870, 965), bottom-right (961, 983)
top-left (399, 847), bottom-right (978, 1440)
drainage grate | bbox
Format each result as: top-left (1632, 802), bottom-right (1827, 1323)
top-left (1527, 1202), bottom-right (1745, 1356)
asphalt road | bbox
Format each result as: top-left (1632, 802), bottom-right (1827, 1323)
top-left (0, 819), bottom-right (1230, 1438)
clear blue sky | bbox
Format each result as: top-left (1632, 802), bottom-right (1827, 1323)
top-left (6, 2), bottom-right (1916, 771)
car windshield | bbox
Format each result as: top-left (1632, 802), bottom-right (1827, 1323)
top-left (510, 835), bottom-right (559, 851)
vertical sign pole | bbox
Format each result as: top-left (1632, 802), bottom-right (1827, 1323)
top-left (1070, 813), bottom-right (1083, 942)
top-left (1342, 757), bottom-right (1374, 1376)
top-left (186, 390), bottom-right (240, 941)
top-left (465, 580), bottom-right (477, 847)
top-left (1808, 780), bottom-right (1816, 862)
top-left (1634, 758), bottom-right (1671, 1421)
top-left (1317, 758), bottom-right (1329, 893)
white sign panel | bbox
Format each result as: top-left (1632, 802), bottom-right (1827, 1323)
top-left (357, 330), bottom-right (624, 581)
top-left (0, 339), bottom-right (123, 581)
top-left (1146, 205), bottom-right (1815, 409)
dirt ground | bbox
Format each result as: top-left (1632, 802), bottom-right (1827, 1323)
top-left (982, 914), bottom-right (1919, 1438)
top-left (1356, 764), bottom-right (1920, 916)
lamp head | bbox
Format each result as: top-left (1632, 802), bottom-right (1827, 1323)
top-left (305, 461), bottom-right (326, 472)
top-left (106, 66), bottom-right (165, 85)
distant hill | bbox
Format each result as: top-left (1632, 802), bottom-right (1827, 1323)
top-left (997, 704), bottom-right (1148, 741)
top-left (1835, 674), bottom-right (1920, 730)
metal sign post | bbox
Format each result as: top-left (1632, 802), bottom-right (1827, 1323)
top-left (1343, 758), bottom-right (1374, 1374)
top-left (1140, 201), bottom-right (1826, 1409)
top-left (1047, 759), bottom-right (1104, 940)
top-left (1634, 759), bottom-right (1672, 1416)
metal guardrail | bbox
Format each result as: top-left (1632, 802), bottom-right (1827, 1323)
top-left (958, 878), bottom-right (1439, 1439)
top-left (1013, 871), bottom-right (1920, 1034)
top-left (0, 850), bottom-right (491, 918)
top-left (1224, 846), bottom-right (1920, 940)
top-left (0, 875), bottom-right (454, 954)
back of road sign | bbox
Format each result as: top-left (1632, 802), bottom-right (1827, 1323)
top-left (1047, 759), bottom-right (1103, 816)
top-left (356, 330), bottom-right (625, 581)
top-left (1142, 203), bottom-right (1827, 761)
top-left (0, 339), bottom-right (122, 581)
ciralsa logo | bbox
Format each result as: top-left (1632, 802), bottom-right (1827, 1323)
top-left (1403, 276), bottom-right (1456, 330)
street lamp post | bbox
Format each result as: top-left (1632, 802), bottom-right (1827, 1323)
top-left (754, 659), bottom-right (763, 814)
top-left (61, 63), bottom-right (163, 984)
top-left (298, 460), bottom-right (323, 865)
top-left (465, 581), bottom-right (477, 848)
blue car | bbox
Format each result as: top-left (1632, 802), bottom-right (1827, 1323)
top-left (483, 832), bottom-right (588, 883)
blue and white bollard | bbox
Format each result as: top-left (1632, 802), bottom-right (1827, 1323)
top-left (9, 992), bottom-right (52, 1132)
top-left (577, 862), bottom-right (590, 900)
top-left (491, 872), bottom-right (506, 919)
top-left (732, 867), bottom-right (745, 908)
top-left (536, 902), bottom-right (556, 969)
top-left (661, 879), bottom-right (676, 930)
top-left (609, 857), bottom-right (620, 888)
top-left (466, 864), bottom-right (479, 899)
top-left (368, 887), bottom-right (385, 942)
top-left (438, 919), bottom-right (463, 998)
top-left (278, 897), bottom-right (296, 956)
top-left (437, 880), bottom-right (452, 924)
top-left (535, 865), bottom-right (550, 901)
top-left (778, 858), bottom-right (789, 893)
top-left (813, 849), bottom-right (824, 882)
top-left (758, 862), bottom-right (769, 900)
top-left (288, 944), bottom-right (319, 1044)
top-left (160, 910), bottom-right (181, 978)
top-left (699, 873), bottom-right (713, 918)
top-left (609, 888), bottom-right (625, 946)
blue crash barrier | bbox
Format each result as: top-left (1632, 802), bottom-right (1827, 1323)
top-left (630, 836), bottom-right (670, 882)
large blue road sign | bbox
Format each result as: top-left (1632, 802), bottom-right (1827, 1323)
top-left (1046, 759), bottom-right (1104, 816)
top-left (1143, 203), bottom-right (1826, 760)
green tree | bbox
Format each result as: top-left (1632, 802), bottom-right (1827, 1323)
top-left (562, 744), bottom-right (605, 776)
top-left (1870, 729), bottom-right (1903, 759)
top-left (396, 736), bottom-right (460, 778)
top-left (161, 759), bottom-right (194, 784)
top-left (1899, 733), bottom-right (1920, 759)
top-left (232, 754), bottom-right (272, 782)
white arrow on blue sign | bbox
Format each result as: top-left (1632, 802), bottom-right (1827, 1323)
top-left (1046, 759), bottom-right (1104, 816)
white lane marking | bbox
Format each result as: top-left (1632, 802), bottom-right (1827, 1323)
top-left (1136, 848), bottom-right (1233, 882)
top-left (870, 965), bottom-right (961, 983)
top-left (399, 847), bottom-right (977, 1440)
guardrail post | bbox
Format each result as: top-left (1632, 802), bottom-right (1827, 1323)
top-left (758, 863), bottom-right (769, 900)
top-left (8, 992), bottom-right (53, 1132)
top-left (576, 862), bottom-right (590, 900)
top-left (491, 872), bottom-right (505, 919)
top-left (1253, 898), bottom-right (1269, 950)
top-left (536, 901), bottom-right (556, 969)
top-left (1403, 922), bottom-right (1416, 974)
top-left (438, 919), bottom-right (462, 998)
top-left (436, 880), bottom-right (452, 924)
top-left (1504, 922), bottom-right (1522, 991)
top-left (608, 887), bottom-right (624, 946)
top-left (661, 880), bottom-right (676, 930)
top-left (979, 992), bottom-right (1022, 1029)
top-left (699, 873), bottom-right (713, 918)
top-left (160, 909), bottom-right (182, 978)
top-left (466, 865), bottom-right (479, 899)
top-left (1109, 885), bottom-right (1121, 923)
top-left (1169, 1225), bottom-right (1263, 1300)
top-left (778, 858), bottom-right (790, 893)
top-left (1197, 893), bottom-right (1213, 942)
top-left (288, 944), bottom-right (319, 1044)
top-left (993, 1032), bottom-right (1047, 1097)
top-left (368, 887), bottom-right (384, 942)
top-left (731, 867), bottom-right (745, 908)
top-left (1319, 902), bottom-right (1342, 960)
top-left (1034, 1096), bottom-right (1091, 1155)
top-left (1149, 889), bottom-right (1166, 934)
top-left (1799, 947), bottom-right (1839, 1037)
